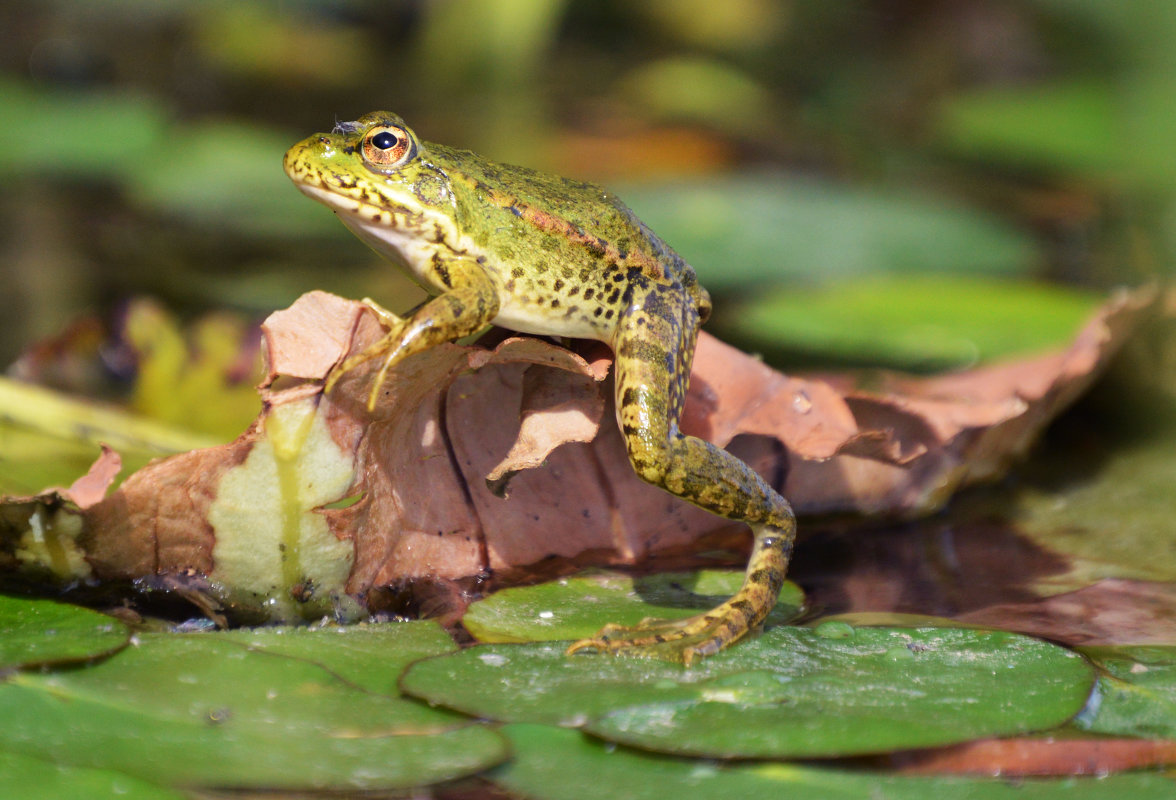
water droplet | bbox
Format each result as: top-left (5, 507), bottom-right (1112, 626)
top-left (886, 645), bottom-right (915, 662)
top-left (478, 652), bottom-right (508, 667)
top-left (814, 620), bottom-right (854, 639)
top-left (792, 390), bottom-right (812, 414)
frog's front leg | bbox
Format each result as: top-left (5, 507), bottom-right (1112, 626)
top-left (325, 261), bottom-right (500, 410)
top-left (567, 284), bottom-right (796, 665)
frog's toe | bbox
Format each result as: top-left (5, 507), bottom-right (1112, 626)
top-left (359, 297), bottom-right (404, 328)
top-left (565, 612), bottom-right (754, 665)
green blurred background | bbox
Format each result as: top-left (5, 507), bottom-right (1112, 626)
top-left (0, 0), bottom-right (1170, 380)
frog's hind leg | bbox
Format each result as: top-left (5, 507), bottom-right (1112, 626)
top-left (566, 288), bottom-right (796, 665)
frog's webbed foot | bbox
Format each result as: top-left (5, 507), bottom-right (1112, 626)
top-left (566, 525), bottom-right (791, 666)
top-left (325, 269), bottom-right (501, 411)
top-left (323, 298), bottom-right (409, 410)
top-left (566, 613), bottom-right (744, 667)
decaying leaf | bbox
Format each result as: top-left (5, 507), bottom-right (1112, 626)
top-left (881, 736), bottom-right (1176, 777)
top-left (0, 286), bottom-right (1156, 621)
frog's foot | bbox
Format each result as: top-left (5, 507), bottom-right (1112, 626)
top-left (324, 298), bottom-right (408, 409)
top-left (566, 597), bottom-right (769, 667)
top-left (567, 525), bottom-right (792, 666)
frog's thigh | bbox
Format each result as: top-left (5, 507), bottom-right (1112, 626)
top-left (613, 299), bottom-right (791, 531)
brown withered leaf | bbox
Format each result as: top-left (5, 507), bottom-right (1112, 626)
top-left (60, 445), bottom-right (122, 510)
top-left (879, 736), bottom-right (1176, 777)
top-left (2, 286), bottom-right (1156, 621)
top-left (957, 578), bottom-right (1176, 647)
top-left (790, 285), bottom-right (1157, 514)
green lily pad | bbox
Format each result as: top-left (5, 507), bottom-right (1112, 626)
top-left (0, 749), bottom-right (185, 800)
top-left (1075, 646), bottom-right (1176, 739)
top-left (936, 82), bottom-right (1118, 176)
top-left (803, 612), bottom-right (979, 630)
top-left (723, 276), bottom-right (1100, 371)
top-left (0, 79), bottom-right (167, 180)
top-left (462, 570), bottom-right (804, 643)
top-left (491, 723), bottom-right (1176, 800)
top-left (0, 595), bottom-right (129, 669)
top-left (1010, 426), bottom-right (1176, 592)
top-left (402, 626), bottom-right (1094, 758)
top-left (619, 175), bottom-right (1039, 291)
top-left (215, 620), bottom-right (458, 695)
top-left (127, 121), bottom-right (340, 238)
top-left (0, 630), bottom-right (506, 791)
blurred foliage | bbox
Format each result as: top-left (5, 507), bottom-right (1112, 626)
top-left (722, 275), bottom-right (1100, 371)
top-left (1, 0), bottom-right (1170, 374)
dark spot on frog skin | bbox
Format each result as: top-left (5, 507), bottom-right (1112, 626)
top-left (553, 279), bottom-right (564, 291)
top-left (606, 288), bottom-right (621, 304)
top-left (583, 288), bottom-right (595, 301)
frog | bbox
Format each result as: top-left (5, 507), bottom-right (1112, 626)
top-left (284, 111), bottom-right (796, 665)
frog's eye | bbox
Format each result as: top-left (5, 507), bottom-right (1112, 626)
top-left (361, 125), bottom-right (417, 172)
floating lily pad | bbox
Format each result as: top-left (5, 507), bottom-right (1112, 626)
top-left (0, 595), bottom-right (129, 670)
top-left (936, 82), bottom-right (1118, 176)
top-left (402, 626), bottom-right (1094, 758)
top-left (723, 276), bottom-right (1100, 371)
top-left (127, 121), bottom-right (339, 237)
top-left (619, 175), bottom-right (1039, 291)
top-left (216, 620), bottom-right (458, 695)
top-left (0, 79), bottom-right (167, 180)
top-left (0, 749), bottom-right (184, 800)
top-left (1011, 426), bottom-right (1176, 592)
top-left (0, 630), bottom-right (506, 791)
top-left (491, 723), bottom-right (1176, 800)
top-left (1075, 646), bottom-right (1176, 739)
top-left (463, 570), bottom-right (804, 643)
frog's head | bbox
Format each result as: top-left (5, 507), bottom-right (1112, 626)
top-left (284, 111), bottom-right (459, 247)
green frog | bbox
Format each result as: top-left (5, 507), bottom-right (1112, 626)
top-left (284, 111), bottom-right (796, 664)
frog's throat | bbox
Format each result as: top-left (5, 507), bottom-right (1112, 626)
top-left (295, 180), bottom-right (465, 258)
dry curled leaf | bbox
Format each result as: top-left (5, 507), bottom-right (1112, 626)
top-left (0, 286), bottom-right (1155, 621)
top-left (880, 736), bottom-right (1176, 777)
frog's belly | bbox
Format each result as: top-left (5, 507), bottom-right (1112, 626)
top-left (491, 302), bottom-right (612, 342)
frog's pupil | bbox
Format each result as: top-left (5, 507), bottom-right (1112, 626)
top-left (372, 131), bottom-right (399, 150)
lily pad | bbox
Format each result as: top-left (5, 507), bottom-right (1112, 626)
top-left (0, 595), bottom-right (129, 670)
top-left (0, 630), bottom-right (506, 791)
top-left (723, 276), bottom-right (1100, 371)
top-left (402, 626), bottom-right (1094, 758)
top-left (1011, 426), bottom-right (1176, 592)
top-left (936, 82), bottom-right (1118, 176)
top-left (0, 78), bottom-right (167, 180)
top-left (491, 723), bottom-right (1176, 800)
top-left (619, 175), bottom-right (1039, 291)
top-left (1075, 646), bottom-right (1176, 739)
top-left (462, 570), bottom-right (804, 643)
top-left (0, 749), bottom-right (184, 800)
top-left (215, 620), bottom-right (458, 695)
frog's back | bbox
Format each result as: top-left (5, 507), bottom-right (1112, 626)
top-left (435, 143), bottom-right (696, 287)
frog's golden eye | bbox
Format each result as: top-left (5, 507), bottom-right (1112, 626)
top-left (361, 125), bottom-right (416, 172)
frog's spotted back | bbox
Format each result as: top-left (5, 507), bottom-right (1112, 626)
top-left (286, 113), bottom-right (795, 663)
